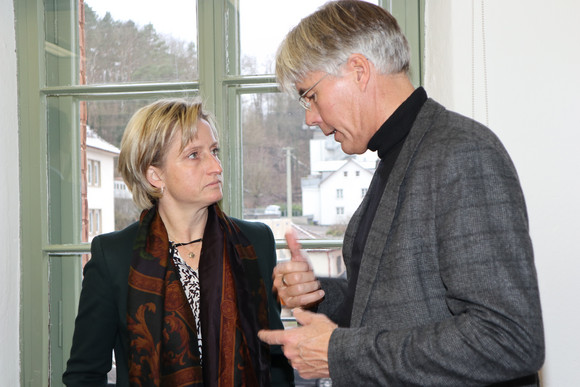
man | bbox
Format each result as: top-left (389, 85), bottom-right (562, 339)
top-left (258, 1), bottom-right (545, 386)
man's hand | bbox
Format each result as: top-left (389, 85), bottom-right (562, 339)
top-left (273, 230), bottom-right (325, 308)
top-left (258, 308), bottom-right (337, 379)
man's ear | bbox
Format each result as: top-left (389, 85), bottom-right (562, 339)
top-left (346, 53), bottom-right (371, 91)
top-left (146, 166), bottom-right (163, 189)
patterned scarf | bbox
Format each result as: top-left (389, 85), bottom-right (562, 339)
top-left (127, 204), bottom-right (270, 386)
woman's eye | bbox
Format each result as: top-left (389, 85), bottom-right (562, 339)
top-left (188, 152), bottom-right (198, 159)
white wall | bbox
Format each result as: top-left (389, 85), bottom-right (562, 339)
top-left (424, 1), bottom-right (580, 385)
top-left (302, 182), bottom-right (322, 223)
top-left (87, 148), bottom-right (118, 238)
top-left (319, 161), bottom-right (372, 225)
top-left (0, 0), bottom-right (21, 385)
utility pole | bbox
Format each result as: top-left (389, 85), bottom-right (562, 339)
top-left (283, 147), bottom-right (292, 219)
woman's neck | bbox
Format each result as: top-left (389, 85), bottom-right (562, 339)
top-left (157, 203), bottom-right (210, 243)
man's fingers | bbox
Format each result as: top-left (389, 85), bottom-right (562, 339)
top-left (258, 329), bottom-right (285, 345)
top-left (277, 276), bottom-right (324, 308)
top-left (273, 261), bottom-right (311, 278)
top-left (292, 290), bottom-right (325, 308)
top-left (283, 279), bottom-right (322, 296)
top-left (280, 270), bottom-right (317, 288)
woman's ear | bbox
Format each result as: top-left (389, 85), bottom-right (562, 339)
top-left (146, 166), bottom-right (163, 189)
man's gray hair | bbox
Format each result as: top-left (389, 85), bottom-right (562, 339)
top-left (276, 0), bottom-right (410, 93)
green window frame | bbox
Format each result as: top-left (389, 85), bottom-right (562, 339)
top-left (15, 0), bottom-right (423, 385)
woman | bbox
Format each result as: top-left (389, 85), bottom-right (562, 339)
top-left (63, 98), bottom-right (294, 386)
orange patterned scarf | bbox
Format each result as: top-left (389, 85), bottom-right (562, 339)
top-left (127, 204), bottom-right (270, 386)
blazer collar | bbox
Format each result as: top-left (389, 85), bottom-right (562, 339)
top-left (345, 98), bottom-right (445, 326)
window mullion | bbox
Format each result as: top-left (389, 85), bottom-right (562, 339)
top-left (198, 0), bottom-right (243, 216)
top-left (16, 0), bottom-right (51, 383)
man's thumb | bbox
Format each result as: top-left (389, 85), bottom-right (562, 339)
top-left (286, 230), bottom-right (307, 262)
top-left (292, 308), bottom-right (313, 325)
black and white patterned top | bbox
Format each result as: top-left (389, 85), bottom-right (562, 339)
top-left (170, 244), bottom-right (203, 360)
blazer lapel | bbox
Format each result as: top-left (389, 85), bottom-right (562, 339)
top-left (342, 170), bottom-right (376, 262)
top-left (348, 99), bottom-right (443, 327)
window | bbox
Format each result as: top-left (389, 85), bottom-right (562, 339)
top-left (356, 170), bottom-right (360, 176)
top-left (337, 189), bottom-right (343, 199)
top-left (16, 0), bottom-right (423, 383)
top-left (344, 171), bottom-right (348, 177)
top-left (87, 159), bottom-right (100, 187)
top-left (362, 188), bottom-right (368, 197)
top-left (88, 209), bottom-right (102, 236)
top-left (336, 207), bottom-right (345, 215)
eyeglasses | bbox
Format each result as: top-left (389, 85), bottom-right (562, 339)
top-left (298, 73), bottom-right (329, 111)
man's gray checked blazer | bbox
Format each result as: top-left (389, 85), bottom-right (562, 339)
top-left (318, 98), bottom-right (544, 386)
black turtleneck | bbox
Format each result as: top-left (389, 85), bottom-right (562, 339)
top-left (337, 87), bottom-right (427, 327)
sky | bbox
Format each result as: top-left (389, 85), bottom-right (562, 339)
top-left (87, 0), bottom-right (197, 43)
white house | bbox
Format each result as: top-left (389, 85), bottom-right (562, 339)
top-left (86, 127), bottom-right (120, 241)
top-left (308, 131), bottom-right (377, 175)
top-left (302, 132), bottom-right (377, 225)
top-left (114, 178), bottom-right (133, 199)
top-left (303, 158), bottom-right (374, 225)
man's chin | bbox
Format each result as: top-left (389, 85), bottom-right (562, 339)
top-left (340, 142), bottom-right (365, 155)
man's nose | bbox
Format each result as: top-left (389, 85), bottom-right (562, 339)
top-left (304, 107), bottom-right (321, 127)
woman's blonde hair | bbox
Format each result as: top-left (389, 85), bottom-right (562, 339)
top-left (118, 97), bottom-right (218, 210)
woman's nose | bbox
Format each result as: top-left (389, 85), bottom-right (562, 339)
top-left (209, 154), bottom-right (223, 174)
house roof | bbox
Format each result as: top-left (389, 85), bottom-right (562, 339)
top-left (318, 157), bottom-right (374, 186)
top-left (86, 127), bottom-right (120, 155)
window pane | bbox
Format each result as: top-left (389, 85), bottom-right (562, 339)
top-left (241, 92), bottom-right (310, 217)
top-left (87, 161), bottom-right (93, 185)
top-left (45, 0), bottom-right (77, 87)
top-left (82, 0), bottom-right (198, 84)
top-left (240, 92), bottom-right (378, 277)
top-left (47, 96), bottom-right (81, 245)
top-left (238, 0), bottom-right (326, 75)
top-left (82, 98), bottom-right (160, 240)
top-left (238, 0), bottom-right (378, 75)
top-left (48, 255), bottom-right (83, 386)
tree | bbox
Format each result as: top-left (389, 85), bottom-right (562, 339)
top-left (83, 4), bottom-right (198, 148)
top-left (241, 90), bottom-right (313, 210)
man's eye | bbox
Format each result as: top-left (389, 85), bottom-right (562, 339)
top-left (212, 148), bottom-right (220, 156)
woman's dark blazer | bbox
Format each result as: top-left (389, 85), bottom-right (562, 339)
top-left (63, 217), bottom-right (293, 386)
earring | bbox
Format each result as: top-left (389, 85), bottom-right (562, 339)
top-left (161, 186), bottom-right (165, 195)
